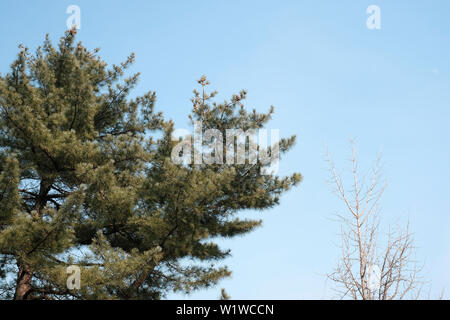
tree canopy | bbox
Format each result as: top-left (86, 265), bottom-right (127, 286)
top-left (0, 30), bottom-right (301, 299)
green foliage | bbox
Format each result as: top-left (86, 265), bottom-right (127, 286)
top-left (220, 288), bottom-right (230, 300)
top-left (0, 30), bottom-right (301, 299)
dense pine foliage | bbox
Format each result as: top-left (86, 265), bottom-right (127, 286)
top-left (0, 30), bottom-right (301, 299)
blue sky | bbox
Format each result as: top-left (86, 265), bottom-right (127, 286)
top-left (1, 0), bottom-right (449, 299)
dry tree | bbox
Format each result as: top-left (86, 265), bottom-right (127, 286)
top-left (326, 140), bottom-right (424, 300)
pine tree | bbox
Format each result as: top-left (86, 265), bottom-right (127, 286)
top-left (220, 288), bottom-right (230, 300)
top-left (0, 30), bottom-right (301, 300)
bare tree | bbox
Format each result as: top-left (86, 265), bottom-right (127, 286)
top-left (326, 140), bottom-right (424, 300)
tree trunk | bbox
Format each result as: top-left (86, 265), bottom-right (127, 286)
top-left (14, 179), bottom-right (52, 299)
top-left (14, 264), bottom-right (33, 300)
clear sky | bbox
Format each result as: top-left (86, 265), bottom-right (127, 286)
top-left (1, 0), bottom-right (449, 299)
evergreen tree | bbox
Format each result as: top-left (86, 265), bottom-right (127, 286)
top-left (220, 288), bottom-right (230, 300)
top-left (0, 30), bottom-right (301, 299)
